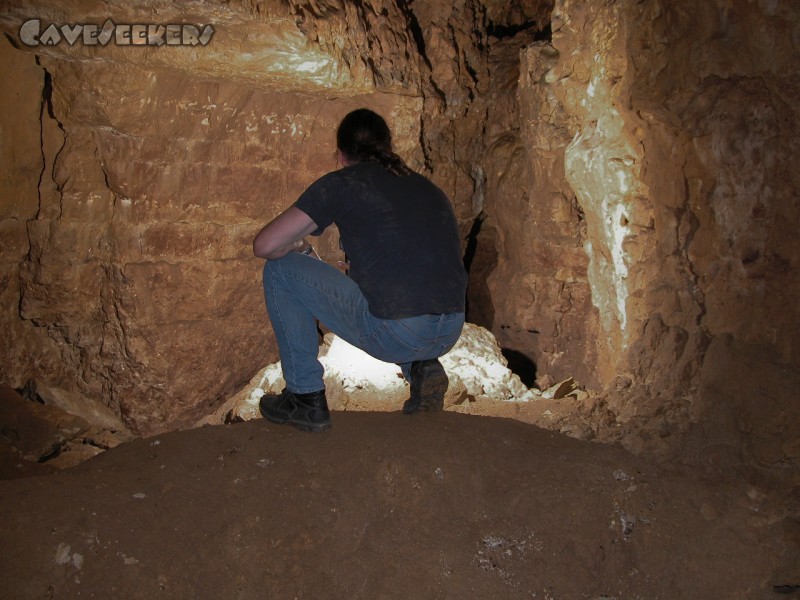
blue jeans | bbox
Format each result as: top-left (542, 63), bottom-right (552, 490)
top-left (262, 252), bottom-right (465, 394)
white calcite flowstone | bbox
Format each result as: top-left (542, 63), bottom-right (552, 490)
top-left (201, 323), bottom-right (539, 424)
top-left (439, 324), bottom-right (538, 402)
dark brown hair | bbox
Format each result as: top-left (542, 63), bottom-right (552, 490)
top-left (336, 108), bottom-right (412, 177)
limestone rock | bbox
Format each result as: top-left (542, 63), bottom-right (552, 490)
top-left (499, 0), bottom-right (800, 482)
top-left (0, 3), bottom-right (425, 435)
top-left (27, 380), bottom-right (132, 435)
top-left (440, 324), bottom-right (537, 403)
top-left (200, 323), bottom-right (539, 425)
top-left (0, 385), bottom-right (89, 461)
top-left (542, 377), bottom-right (578, 400)
top-left (45, 440), bottom-right (105, 470)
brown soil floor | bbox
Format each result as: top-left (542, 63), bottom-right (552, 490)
top-left (1, 411), bottom-right (798, 599)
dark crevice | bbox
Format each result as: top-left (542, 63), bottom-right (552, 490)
top-left (3, 31), bottom-right (20, 49)
top-left (463, 60), bottom-right (479, 86)
top-left (396, 0), bottom-right (432, 71)
top-left (35, 62), bottom-right (67, 217)
top-left (773, 584), bottom-right (800, 595)
top-left (40, 65), bottom-right (67, 219)
top-left (35, 61), bottom-right (48, 222)
top-left (23, 60), bottom-right (68, 325)
top-left (18, 380), bottom-right (45, 404)
top-left (83, 437), bottom-right (112, 451)
top-left (488, 20), bottom-right (552, 42)
top-left (41, 68), bottom-right (57, 120)
top-left (37, 445), bottom-right (63, 463)
top-left (463, 211), bottom-right (497, 329)
top-left (21, 56), bottom-right (42, 317)
top-left (463, 211), bottom-right (487, 276)
top-left (501, 348), bottom-right (538, 388)
top-left (224, 410), bottom-right (244, 424)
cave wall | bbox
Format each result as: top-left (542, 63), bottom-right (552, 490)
top-left (478, 31), bottom-right (601, 391)
top-left (529, 0), bottom-right (800, 479)
top-left (0, 0), bottom-right (513, 434)
top-left (0, 0), bottom-right (428, 434)
top-left (466, 0), bottom-right (799, 480)
top-left (621, 0), bottom-right (800, 477)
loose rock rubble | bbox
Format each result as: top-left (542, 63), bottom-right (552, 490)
top-left (198, 323), bottom-right (564, 425)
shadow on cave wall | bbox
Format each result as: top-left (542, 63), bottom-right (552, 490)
top-left (463, 211), bottom-right (496, 330)
top-left (463, 211), bottom-right (538, 389)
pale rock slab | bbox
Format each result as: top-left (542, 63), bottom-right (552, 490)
top-left (198, 323), bottom-right (540, 425)
top-left (0, 385), bottom-right (89, 461)
top-left (29, 380), bottom-right (132, 435)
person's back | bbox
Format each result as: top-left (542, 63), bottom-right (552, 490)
top-left (295, 161), bottom-right (467, 319)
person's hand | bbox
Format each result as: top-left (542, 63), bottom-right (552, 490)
top-left (291, 239), bottom-right (310, 253)
top-left (294, 240), bottom-right (322, 260)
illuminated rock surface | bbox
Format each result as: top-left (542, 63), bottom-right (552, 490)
top-left (201, 323), bottom-right (540, 424)
top-left (0, 0), bottom-right (798, 489)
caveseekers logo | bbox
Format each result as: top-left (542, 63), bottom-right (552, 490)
top-left (19, 19), bottom-right (214, 47)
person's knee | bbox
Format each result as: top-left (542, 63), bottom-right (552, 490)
top-left (262, 255), bottom-right (292, 278)
top-left (262, 253), bottom-right (313, 287)
top-left (262, 259), bottom-right (277, 282)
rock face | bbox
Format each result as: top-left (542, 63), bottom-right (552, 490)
top-left (474, 0), bottom-right (800, 482)
top-left (0, 0), bottom-right (425, 434)
top-left (0, 0), bottom-right (798, 485)
top-left (0, 385), bottom-right (88, 462)
top-left (539, 1), bottom-right (800, 477)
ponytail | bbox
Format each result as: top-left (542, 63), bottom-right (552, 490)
top-left (336, 109), bottom-right (412, 177)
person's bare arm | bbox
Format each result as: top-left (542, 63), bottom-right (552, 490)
top-left (253, 207), bottom-right (319, 259)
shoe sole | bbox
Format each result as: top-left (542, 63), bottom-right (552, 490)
top-left (403, 361), bottom-right (448, 414)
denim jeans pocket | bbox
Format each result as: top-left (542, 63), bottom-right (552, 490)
top-left (358, 313), bottom-right (465, 364)
top-left (385, 318), bottom-right (433, 352)
top-left (388, 314), bottom-right (465, 351)
top-left (358, 320), bottom-right (419, 362)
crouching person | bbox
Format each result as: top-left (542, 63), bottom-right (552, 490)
top-left (252, 108), bottom-right (467, 432)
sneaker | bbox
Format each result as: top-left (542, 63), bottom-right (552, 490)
top-left (259, 388), bottom-right (331, 432)
top-left (402, 358), bottom-right (448, 414)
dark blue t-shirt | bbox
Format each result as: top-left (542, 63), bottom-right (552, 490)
top-left (294, 162), bottom-right (467, 319)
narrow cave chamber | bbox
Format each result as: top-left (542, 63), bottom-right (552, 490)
top-left (0, 0), bottom-right (796, 495)
top-left (0, 1), bottom-right (798, 597)
top-left (487, 20), bottom-right (552, 42)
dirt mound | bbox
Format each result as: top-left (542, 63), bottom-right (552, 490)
top-left (1, 412), bottom-right (795, 598)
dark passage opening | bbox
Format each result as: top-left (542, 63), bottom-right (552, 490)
top-left (501, 348), bottom-right (538, 388)
top-left (462, 211), bottom-right (497, 330)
